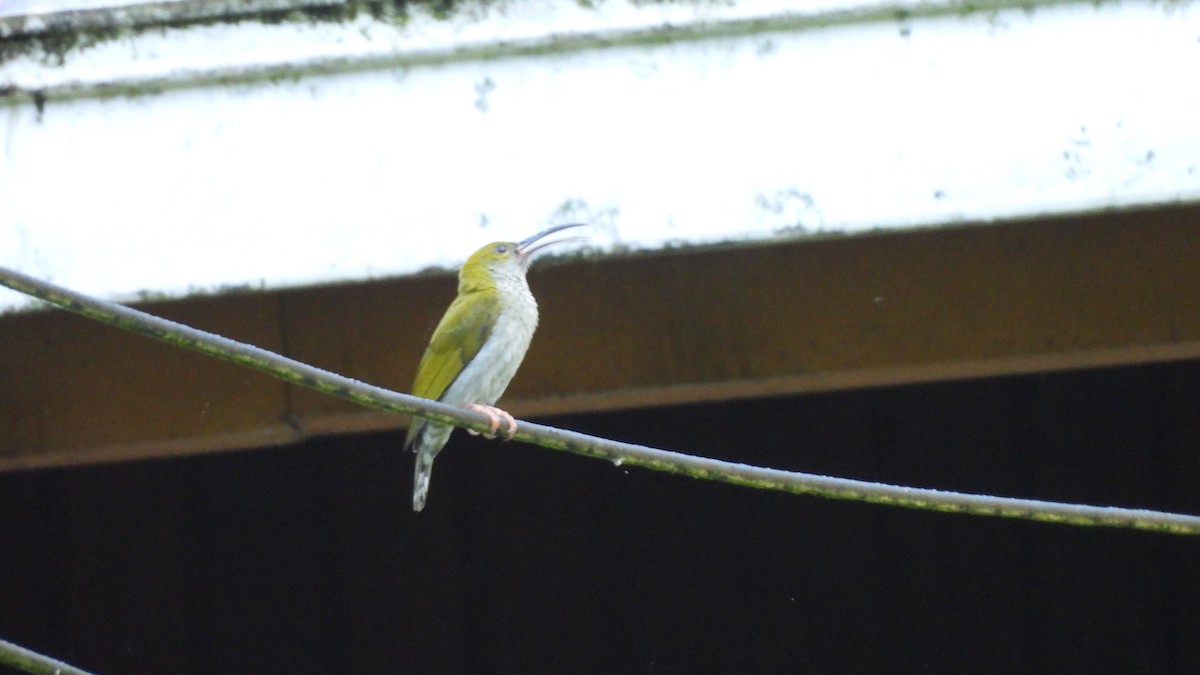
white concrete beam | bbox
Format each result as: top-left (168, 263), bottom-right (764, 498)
top-left (2, 0), bottom-right (1198, 311)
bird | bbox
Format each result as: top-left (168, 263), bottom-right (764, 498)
top-left (405, 223), bottom-right (585, 511)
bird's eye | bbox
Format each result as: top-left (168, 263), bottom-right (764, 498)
top-left (495, 244), bottom-right (508, 254)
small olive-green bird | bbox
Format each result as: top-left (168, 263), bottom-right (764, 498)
top-left (406, 223), bottom-right (584, 511)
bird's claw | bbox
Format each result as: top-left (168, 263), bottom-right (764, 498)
top-left (466, 404), bottom-right (518, 440)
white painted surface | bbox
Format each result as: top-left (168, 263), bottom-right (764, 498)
top-left (1, 0), bottom-right (1198, 311)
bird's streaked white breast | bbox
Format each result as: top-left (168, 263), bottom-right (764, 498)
top-left (438, 272), bottom-right (538, 409)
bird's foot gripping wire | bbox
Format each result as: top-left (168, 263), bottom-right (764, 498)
top-left (465, 403), bottom-right (517, 440)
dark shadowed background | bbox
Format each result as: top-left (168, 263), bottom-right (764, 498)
top-left (2, 359), bottom-right (1197, 674)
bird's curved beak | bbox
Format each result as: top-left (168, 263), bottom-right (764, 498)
top-left (516, 223), bottom-right (587, 265)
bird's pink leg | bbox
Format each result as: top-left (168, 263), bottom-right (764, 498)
top-left (466, 403), bottom-right (518, 440)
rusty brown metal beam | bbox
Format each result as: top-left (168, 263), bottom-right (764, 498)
top-left (1, 205), bottom-right (1197, 470)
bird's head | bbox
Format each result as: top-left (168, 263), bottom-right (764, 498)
top-left (459, 223), bottom-right (586, 291)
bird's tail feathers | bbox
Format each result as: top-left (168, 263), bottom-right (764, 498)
top-left (413, 447), bottom-right (434, 512)
top-left (408, 422), bottom-right (452, 512)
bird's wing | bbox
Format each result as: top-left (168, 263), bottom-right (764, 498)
top-left (405, 290), bottom-right (501, 449)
